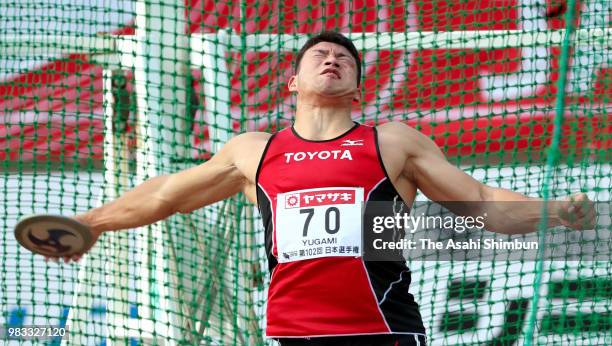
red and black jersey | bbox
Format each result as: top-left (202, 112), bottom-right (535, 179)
top-left (256, 123), bottom-right (425, 338)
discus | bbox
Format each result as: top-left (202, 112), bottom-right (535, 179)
top-left (14, 214), bottom-right (93, 257)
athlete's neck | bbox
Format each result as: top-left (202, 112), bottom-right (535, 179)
top-left (293, 104), bottom-right (354, 141)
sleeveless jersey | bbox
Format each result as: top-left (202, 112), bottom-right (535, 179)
top-left (256, 123), bottom-right (425, 337)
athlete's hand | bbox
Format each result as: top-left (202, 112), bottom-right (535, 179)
top-left (44, 214), bottom-right (102, 264)
top-left (556, 193), bottom-right (596, 230)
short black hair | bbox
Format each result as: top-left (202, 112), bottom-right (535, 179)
top-left (295, 31), bottom-right (362, 85)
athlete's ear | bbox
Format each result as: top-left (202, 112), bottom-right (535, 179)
top-left (288, 75), bottom-right (298, 93)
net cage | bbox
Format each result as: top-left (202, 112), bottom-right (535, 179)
top-left (0, 0), bottom-right (610, 345)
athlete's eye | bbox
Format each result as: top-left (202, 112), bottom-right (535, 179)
top-left (311, 50), bottom-right (328, 58)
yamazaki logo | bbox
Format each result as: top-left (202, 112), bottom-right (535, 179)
top-left (285, 189), bottom-right (356, 208)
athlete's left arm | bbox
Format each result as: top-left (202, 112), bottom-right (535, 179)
top-left (382, 122), bottom-right (595, 234)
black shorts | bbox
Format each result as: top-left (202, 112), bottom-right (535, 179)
top-left (276, 334), bottom-right (427, 346)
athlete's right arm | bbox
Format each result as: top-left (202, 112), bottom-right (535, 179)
top-left (74, 132), bottom-right (265, 234)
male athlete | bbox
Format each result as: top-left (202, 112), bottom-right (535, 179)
top-left (52, 32), bottom-right (595, 345)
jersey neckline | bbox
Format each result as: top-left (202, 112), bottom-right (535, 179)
top-left (290, 121), bottom-right (360, 143)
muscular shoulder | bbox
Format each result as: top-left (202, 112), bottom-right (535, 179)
top-left (375, 121), bottom-right (444, 181)
top-left (222, 131), bottom-right (273, 183)
top-left (376, 121), bottom-right (427, 157)
top-left (228, 131), bottom-right (272, 147)
top-left (222, 132), bottom-right (272, 159)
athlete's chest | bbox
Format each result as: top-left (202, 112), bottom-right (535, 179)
top-left (269, 148), bottom-right (377, 181)
top-left (259, 129), bottom-right (384, 193)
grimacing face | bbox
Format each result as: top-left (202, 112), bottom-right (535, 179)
top-left (288, 42), bottom-right (360, 102)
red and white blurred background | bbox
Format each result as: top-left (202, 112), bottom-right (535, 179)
top-left (1, 0), bottom-right (609, 162)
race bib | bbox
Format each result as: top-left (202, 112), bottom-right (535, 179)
top-left (275, 187), bottom-right (364, 263)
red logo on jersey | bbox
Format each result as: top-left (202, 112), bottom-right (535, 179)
top-left (299, 189), bottom-right (356, 207)
top-left (285, 194), bottom-right (300, 208)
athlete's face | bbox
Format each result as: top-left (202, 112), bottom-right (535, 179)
top-left (288, 42), bottom-right (361, 103)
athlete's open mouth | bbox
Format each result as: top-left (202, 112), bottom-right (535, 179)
top-left (321, 68), bottom-right (340, 79)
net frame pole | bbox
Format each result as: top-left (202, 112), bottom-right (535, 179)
top-left (104, 70), bottom-right (133, 346)
top-left (236, 3), bottom-right (268, 339)
top-left (524, 0), bottom-right (580, 344)
top-left (63, 68), bottom-right (132, 346)
top-left (2, 28), bottom-right (609, 57)
top-left (195, 29), bottom-right (260, 343)
top-left (197, 29), bottom-right (233, 153)
top-left (121, 0), bottom-right (190, 343)
top-left (188, 29), bottom-right (611, 54)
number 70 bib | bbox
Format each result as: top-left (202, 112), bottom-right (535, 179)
top-left (275, 187), bottom-right (364, 263)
